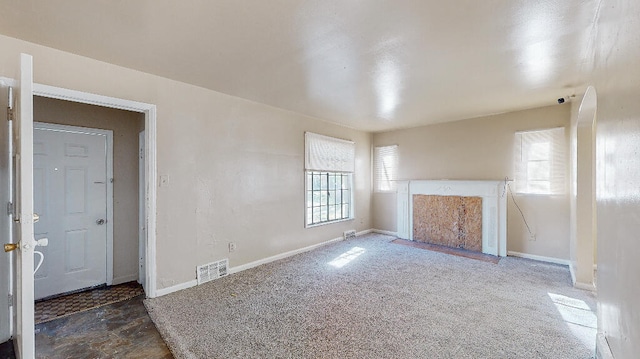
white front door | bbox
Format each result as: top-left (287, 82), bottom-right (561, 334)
top-left (14, 53), bottom-right (35, 359)
top-left (33, 123), bottom-right (109, 300)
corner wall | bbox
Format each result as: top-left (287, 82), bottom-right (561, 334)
top-left (591, 0), bottom-right (640, 357)
top-left (0, 34), bottom-right (372, 293)
top-left (372, 105), bottom-right (571, 260)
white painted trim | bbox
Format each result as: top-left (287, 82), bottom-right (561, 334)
top-left (371, 229), bottom-right (398, 236)
top-left (574, 281), bottom-right (596, 292)
top-left (229, 235), bottom-right (344, 275)
top-left (570, 261), bottom-right (577, 286)
top-left (507, 251), bottom-right (571, 266)
top-left (138, 131), bottom-right (146, 289)
top-left (355, 229), bottom-right (372, 236)
top-left (155, 235), bottom-right (349, 297)
top-left (33, 122), bottom-right (115, 287)
top-left (596, 333), bottom-right (615, 359)
top-left (32, 83), bottom-right (158, 298)
top-left (112, 274), bottom-right (139, 286)
top-left (155, 280), bottom-right (198, 297)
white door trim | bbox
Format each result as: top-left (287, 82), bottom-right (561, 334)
top-left (33, 121), bottom-right (114, 287)
top-left (32, 83), bottom-right (158, 298)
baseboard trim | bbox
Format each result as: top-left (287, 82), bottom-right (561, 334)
top-left (229, 235), bottom-right (345, 275)
top-left (596, 333), bottom-right (614, 359)
top-left (155, 280), bottom-right (197, 297)
top-left (112, 274), bottom-right (139, 286)
top-left (371, 229), bottom-right (398, 236)
top-left (154, 229), bottom-right (382, 298)
top-left (574, 281), bottom-right (596, 292)
top-left (507, 251), bottom-right (571, 266)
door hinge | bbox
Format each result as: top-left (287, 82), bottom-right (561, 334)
top-left (8, 294), bottom-right (13, 308)
top-left (6, 202), bottom-right (13, 216)
top-left (7, 87), bottom-right (14, 121)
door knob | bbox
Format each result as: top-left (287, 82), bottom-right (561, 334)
top-left (96, 219), bottom-right (105, 225)
top-left (4, 243), bottom-right (19, 252)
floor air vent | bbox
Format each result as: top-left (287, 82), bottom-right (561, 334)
top-left (197, 259), bottom-right (229, 285)
top-left (343, 230), bottom-right (357, 240)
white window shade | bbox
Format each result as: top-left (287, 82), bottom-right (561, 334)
top-left (374, 145), bottom-right (398, 192)
top-left (305, 132), bottom-right (355, 172)
top-left (515, 127), bottom-right (566, 195)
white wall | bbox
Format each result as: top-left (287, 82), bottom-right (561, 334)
top-left (591, 0), bottom-right (640, 357)
top-left (372, 105), bottom-right (571, 260)
top-left (0, 34), bottom-right (372, 292)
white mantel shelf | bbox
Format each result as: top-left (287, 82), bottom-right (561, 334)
top-left (396, 180), bottom-right (508, 257)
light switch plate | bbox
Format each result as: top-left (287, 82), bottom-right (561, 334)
top-left (159, 175), bottom-right (169, 187)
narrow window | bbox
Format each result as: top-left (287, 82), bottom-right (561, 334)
top-left (305, 132), bottom-right (355, 226)
top-left (514, 127), bottom-right (566, 195)
top-left (374, 145), bottom-right (398, 192)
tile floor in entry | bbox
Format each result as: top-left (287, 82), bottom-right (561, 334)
top-left (1, 283), bottom-right (173, 358)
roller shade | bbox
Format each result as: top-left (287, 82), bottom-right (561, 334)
top-left (305, 132), bottom-right (355, 173)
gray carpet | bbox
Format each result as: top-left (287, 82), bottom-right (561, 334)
top-left (145, 233), bottom-right (596, 359)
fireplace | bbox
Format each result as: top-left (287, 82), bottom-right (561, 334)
top-left (396, 180), bottom-right (508, 256)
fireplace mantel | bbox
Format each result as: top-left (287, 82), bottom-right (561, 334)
top-left (396, 180), bottom-right (508, 256)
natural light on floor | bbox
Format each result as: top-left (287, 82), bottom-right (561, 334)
top-left (328, 247), bottom-right (366, 268)
top-left (547, 292), bottom-right (597, 350)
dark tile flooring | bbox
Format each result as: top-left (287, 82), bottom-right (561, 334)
top-left (35, 282), bottom-right (144, 324)
top-left (36, 295), bottom-right (172, 358)
top-left (1, 290), bottom-right (173, 358)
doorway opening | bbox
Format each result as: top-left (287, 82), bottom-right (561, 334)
top-left (32, 95), bottom-right (149, 304)
top-left (33, 84), bottom-right (156, 298)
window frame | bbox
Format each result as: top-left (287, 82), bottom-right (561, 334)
top-left (305, 171), bottom-right (354, 228)
top-left (514, 127), bottom-right (566, 196)
top-left (374, 145), bottom-right (398, 193)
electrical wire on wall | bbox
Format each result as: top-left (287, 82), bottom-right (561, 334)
top-left (503, 176), bottom-right (534, 238)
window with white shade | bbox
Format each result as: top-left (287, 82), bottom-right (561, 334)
top-left (374, 145), bottom-right (398, 192)
top-left (514, 127), bottom-right (566, 195)
top-left (305, 132), bottom-right (355, 226)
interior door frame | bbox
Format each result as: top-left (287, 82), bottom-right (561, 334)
top-left (33, 122), bottom-right (115, 289)
top-left (32, 84), bottom-right (158, 298)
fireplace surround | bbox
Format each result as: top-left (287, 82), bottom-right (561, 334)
top-left (396, 180), bottom-right (508, 256)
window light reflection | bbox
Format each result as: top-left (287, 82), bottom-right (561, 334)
top-left (328, 247), bottom-right (366, 268)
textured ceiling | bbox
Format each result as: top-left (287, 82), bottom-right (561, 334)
top-left (0, 1), bottom-right (600, 132)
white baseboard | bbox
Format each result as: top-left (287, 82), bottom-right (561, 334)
top-left (229, 235), bottom-right (345, 275)
top-left (596, 333), bottom-right (614, 359)
top-left (574, 281), bottom-right (596, 292)
top-left (371, 229), bottom-right (398, 236)
top-left (507, 251), bottom-right (571, 266)
top-left (155, 280), bottom-right (198, 297)
top-left (152, 228), bottom-right (385, 298)
top-left (112, 274), bottom-right (139, 286)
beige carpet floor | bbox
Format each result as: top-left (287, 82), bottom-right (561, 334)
top-left (145, 233), bottom-right (596, 359)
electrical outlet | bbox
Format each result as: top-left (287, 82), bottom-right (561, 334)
top-left (159, 175), bottom-right (170, 187)
top-left (228, 242), bottom-right (237, 252)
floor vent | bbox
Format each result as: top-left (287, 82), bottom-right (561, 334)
top-left (197, 259), bottom-right (229, 285)
top-left (343, 230), bottom-right (357, 240)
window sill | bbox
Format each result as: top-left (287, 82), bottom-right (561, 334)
top-left (305, 217), bottom-right (354, 229)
